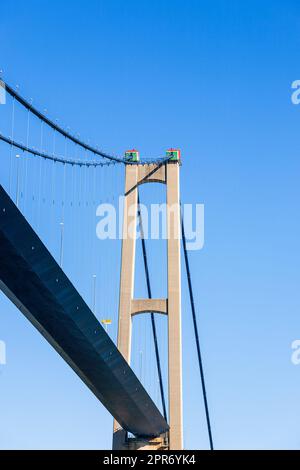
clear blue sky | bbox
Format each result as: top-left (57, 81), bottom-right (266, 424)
top-left (1, 0), bottom-right (300, 450)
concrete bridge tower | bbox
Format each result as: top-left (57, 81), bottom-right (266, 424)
top-left (113, 150), bottom-right (183, 450)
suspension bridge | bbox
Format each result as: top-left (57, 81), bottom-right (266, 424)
top-left (0, 79), bottom-right (212, 450)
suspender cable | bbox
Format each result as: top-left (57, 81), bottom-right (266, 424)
top-left (181, 204), bottom-right (214, 450)
top-left (137, 194), bottom-right (167, 421)
top-left (59, 163), bottom-right (66, 268)
top-left (9, 96), bottom-right (16, 195)
top-left (24, 107), bottom-right (30, 211)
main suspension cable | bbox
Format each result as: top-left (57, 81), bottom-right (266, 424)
top-left (181, 203), bottom-right (214, 450)
top-left (3, 80), bottom-right (124, 163)
top-left (0, 134), bottom-right (115, 167)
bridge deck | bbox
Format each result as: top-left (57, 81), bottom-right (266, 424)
top-left (0, 185), bottom-right (168, 439)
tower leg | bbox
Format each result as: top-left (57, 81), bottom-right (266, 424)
top-left (113, 164), bottom-right (138, 449)
top-left (167, 163), bottom-right (183, 450)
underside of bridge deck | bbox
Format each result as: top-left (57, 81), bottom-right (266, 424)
top-left (0, 184), bottom-right (169, 440)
